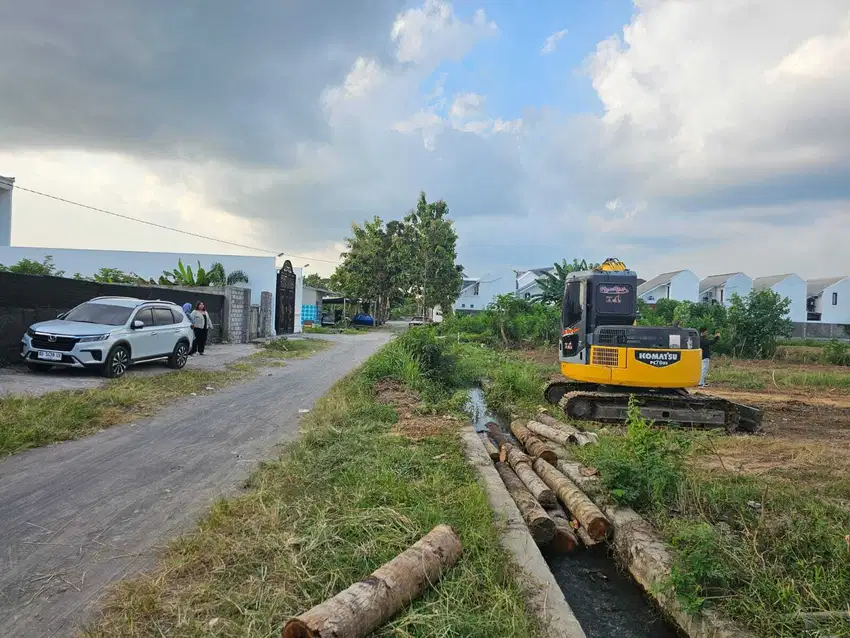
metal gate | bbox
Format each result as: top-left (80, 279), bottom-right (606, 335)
top-left (276, 260), bottom-right (296, 334)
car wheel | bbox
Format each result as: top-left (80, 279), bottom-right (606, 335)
top-left (102, 345), bottom-right (130, 378)
top-left (26, 363), bottom-right (52, 373)
top-left (168, 341), bottom-right (189, 369)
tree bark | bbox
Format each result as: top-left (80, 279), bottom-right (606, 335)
top-left (485, 422), bottom-right (512, 449)
top-left (478, 433), bottom-right (499, 460)
top-left (535, 413), bottom-right (599, 446)
top-left (500, 443), bottom-right (557, 507)
top-left (528, 419), bottom-right (598, 447)
top-left (576, 526), bottom-right (599, 549)
top-left (494, 462), bottom-right (556, 544)
top-left (544, 505), bottom-right (579, 553)
top-left (282, 525), bottom-right (462, 638)
top-left (532, 458), bottom-right (610, 541)
top-left (510, 420), bottom-right (558, 465)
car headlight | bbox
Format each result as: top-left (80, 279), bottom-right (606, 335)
top-left (26, 328), bottom-right (36, 338)
top-left (79, 334), bottom-right (111, 343)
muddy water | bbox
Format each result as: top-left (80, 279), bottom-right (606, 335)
top-left (466, 388), bottom-right (682, 638)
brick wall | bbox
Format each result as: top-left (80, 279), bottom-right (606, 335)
top-left (260, 291), bottom-right (273, 337)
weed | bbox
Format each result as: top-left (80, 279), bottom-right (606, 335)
top-left (823, 339), bottom-right (850, 366)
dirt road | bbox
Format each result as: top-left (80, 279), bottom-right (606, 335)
top-left (0, 332), bottom-right (391, 637)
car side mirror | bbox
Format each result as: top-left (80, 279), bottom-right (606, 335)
top-left (132, 320), bottom-right (145, 329)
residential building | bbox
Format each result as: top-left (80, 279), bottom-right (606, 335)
top-left (637, 270), bottom-right (699, 304)
top-left (454, 267), bottom-right (516, 314)
top-left (301, 285), bottom-right (331, 326)
top-left (752, 274), bottom-right (806, 322)
top-left (0, 175), bottom-right (13, 246)
top-left (515, 267), bottom-right (553, 300)
top-left (699, 272), bottom-right (752, 306)
top-left (806, 277), bottom-right (850, 323)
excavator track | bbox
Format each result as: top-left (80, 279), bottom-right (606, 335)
top-left (544, 382), bottom-right (761, 432)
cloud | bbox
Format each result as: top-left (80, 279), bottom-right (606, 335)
top-left (3, 0), bottom-right (850, 284)
top-left (541, 29), bottom-right (568, 55)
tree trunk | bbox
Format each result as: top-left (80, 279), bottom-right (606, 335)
top-left (485, 422), bottom-right (512, 449)
top-left (478, 433), bottom-right (499, 460)
top-left (282, 525), bottom-right (462, 638)
top-left (532, 458), bottom-right (610, 541)
top-left (576, 526), bottom-right (599, 549)
top-left (510, 420), bottom-right (558, 465)
top-left (494, 462), bottom-right (556, 544)
top-left (528, 419), bottom-right (598, 447)
top-left (500, 443), bottom-right (556, 507)
top-left (535, 414), bottom-right (599, 446)
top-left (544, 505), bottom-right (579, 553)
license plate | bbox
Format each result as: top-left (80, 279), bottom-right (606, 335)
top-left (37, 351), bottom-right (63, 361)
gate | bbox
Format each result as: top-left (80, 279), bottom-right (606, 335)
top-left (276, 260), bottom-right (296, 334)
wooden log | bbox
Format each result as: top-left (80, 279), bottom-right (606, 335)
top-left (510, 420), bottom-right (558, 465)
top-left (477, 432), bottom-right (499, 460)
top-left (282, 524), bottom-right (462, 638)
top-left (494, 462), bottom-right (555, 544)
top-left (501, 443), bottom-right (556, 507)
top-left (544, 505), bottom-right (579, 553)
top-left (536, 413), bottom-right (599, 446)
top-left (532, 458), bottom-right (610, 541)
top-left (485, 422), bottom-right (512, 449)
top-left (576, 526), bottom-right (599, 549)
top-left (543, 442), bottom-right (567, 459)
top-left (528, 419), bottom-right (598, 447)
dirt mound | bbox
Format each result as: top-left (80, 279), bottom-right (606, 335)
top-left (374, 379), bottom-right (458, 440)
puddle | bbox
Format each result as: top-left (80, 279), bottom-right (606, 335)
top-left (468, 388), bottom-right (682, 638)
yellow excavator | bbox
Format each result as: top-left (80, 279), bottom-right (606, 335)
top-left (543, 259), bottom-right (761, 431)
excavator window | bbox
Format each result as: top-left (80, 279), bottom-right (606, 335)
top-left (595, 283), bottom-right (634, 314)
top-left (562, 280), bottom-right (583, 328)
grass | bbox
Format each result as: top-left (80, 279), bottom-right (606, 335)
top-left (710, 357), bottom-right (850, 391)
top-left (303, 326), bottom-right (363, 335)
top-left (84, 332), bottom-right (540, 638)
top-left (0, 338), bottom-right (330, 456)
top-left (453, 343), bottom-right (850, 638)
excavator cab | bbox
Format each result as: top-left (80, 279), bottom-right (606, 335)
top-left (544, 258), bottom-right (761, 431)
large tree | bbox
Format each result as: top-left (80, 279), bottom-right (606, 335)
top-left (534, 259), bottom-right (600, 304)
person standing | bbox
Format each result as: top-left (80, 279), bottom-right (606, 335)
top-left (698, 327), bottom-right (721, 387)
top-left (190, 301), bottom-right (211, 355)
top-left (182, 302), bottom-right (192, 318)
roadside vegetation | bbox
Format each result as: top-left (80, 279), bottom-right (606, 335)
top-left (0, 338), bottom-right (329, 455)
top-left (303, 325), bottom-right (363, 335)
top-left (86, 330), bottom-right (539, 637)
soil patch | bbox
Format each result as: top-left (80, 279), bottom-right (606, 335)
top-left (374, 379), bottom-right (458, 440)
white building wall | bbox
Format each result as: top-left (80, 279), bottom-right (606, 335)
top-left (769, 275), bottom-right (807, 322)
top-left (819, 278), bottom-right (850, 324)
top-left (639, 283), bottom-right (669, 303)
top-left (0, 246), bottom-right (277, 306)
top-left (0, 179), bottom-right (12, 247)
top-left (722, 273), bottom-right (753, 305)
top-left (668, 270), bottom-right (700, 302)
top-left (454, 267), bottom-right (517, 312)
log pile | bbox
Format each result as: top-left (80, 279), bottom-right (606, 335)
top-left (480, 416), bottom-right (610, 554)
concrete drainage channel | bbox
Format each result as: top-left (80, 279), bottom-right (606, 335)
top-left (464, 388), bottom-right (682, 638)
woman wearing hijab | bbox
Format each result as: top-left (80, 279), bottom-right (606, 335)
top-left (190, 301), bottom-right (212, 355)
top-left (182, 302), bottom-right (192, 318)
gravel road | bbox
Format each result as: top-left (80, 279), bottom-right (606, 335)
top-left (0, 332), bottom-right (390, 637)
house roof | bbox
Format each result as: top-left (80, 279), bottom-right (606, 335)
top-left (699, 272), bottom-right (743, 292)
top-left (637, 270), bottom-right (683, 296)
top-left (752, 274), bottom-right (794, 291)
top-left (807, 277), bottom-right (847, 297)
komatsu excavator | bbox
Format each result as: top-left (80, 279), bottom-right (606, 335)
top-left (543, 259), bottom-right (761, 431)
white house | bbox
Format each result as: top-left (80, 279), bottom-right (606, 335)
top-left (0, 175), bottom-right (13, 246)
top-left (637, 270), bottom-right (699, 304)
top-left (752, 274), bottom-right (807, 322)
top-left (454, 267), bottom-right (517, 314)
top-left (806, 277), bottom-right (850, 324)
top-left (515, 267), bottom-right (553, 300)
top-left (699, 272), bottom-right (753, 307)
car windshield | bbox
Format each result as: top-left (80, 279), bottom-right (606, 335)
top-left (63, 302), bottom-right (134, 326)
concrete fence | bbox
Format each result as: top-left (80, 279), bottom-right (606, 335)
top-left (792, 322), bottom-right (850, 340)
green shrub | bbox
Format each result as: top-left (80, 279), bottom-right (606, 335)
top-left (822, 339), bottom-right (850, 366)
top-left (727, 290), bottom-right (792, 359)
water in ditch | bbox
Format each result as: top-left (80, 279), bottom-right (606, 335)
top-left (466, 388), bottom-right (681, 638)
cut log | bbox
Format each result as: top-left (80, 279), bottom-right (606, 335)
top-left (477, 433), bottom-right (499, 460)
top-left (494, 462), bottom-right (556, 543)
top-left (544, 505), bottom-right (579, 553)
top-left (282, 524), bottom-right (462, 638)
top-left (535, 413), bottom-right (598, 446)
top-left (528, 419), bottom-right (598, 447)
top-left (501, 443), bottom-right (556, 507)
top-left (532, 458), bottom-right (610, 541)
top-left (510, 420), bottom-right (558, 465)
top-left (576, 526), bottom-right (599, 549)
top-left (485, 422), bottom-right (512, 449)
top-left (543, 442), bottom-right (567, 459)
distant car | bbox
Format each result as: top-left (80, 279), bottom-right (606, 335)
top-left (351, 313), bottom-right (377, 327)
top-left (21, 296), bottom-right (194, 378)
top-left (409, 316), bottom-right (426, 328)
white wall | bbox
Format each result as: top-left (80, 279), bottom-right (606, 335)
top-left (517, 282), bottom-right (543, 300)
top-left (0, 246), bottom-right (277, 306)
top-left (819, 278), bottom-right (850, 324)
top-left (639, 283), bottom-right (669, 303)
top-left (669, 270), bottom-right (700, 302)
top-left (455, 267), bottom-right (516, 312)
top-left (722, 273), bottom-right (753, 305)
top-left (0, 181), bottom-right (11, 247)
top-left (769, 275), bottom-right (807, 322)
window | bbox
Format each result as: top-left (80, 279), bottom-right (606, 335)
top-left (134, 308), bottom-right (154, 327)
top-left (153, 307), bottom-right (177, 325)
top-left (461, 304), bottom-right (466, 308)
top-left (470, 304), bottom-right (474, 309)
top-left (833, 292), bottom-right (839, 306)
top-left (562, 281), bottom-right (583, 327)
top-left (64, 302), bottom-right (134, 326)
top-left (524, 292), bottom-right (531, 299)
top-left (170, 308), bottom-right (186, 323)
top-left (473, 283), bottom-right (480, 296)
top-left (720, 288), bottom-right (724, 304)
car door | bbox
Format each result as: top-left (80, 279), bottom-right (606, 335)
top-left (152, 307), bottom-right (180, 356)
top-left (130, 307), bottom-right (157, 359)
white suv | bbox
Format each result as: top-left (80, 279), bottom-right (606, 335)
top-left (21, 296), bottom-right (195, 378)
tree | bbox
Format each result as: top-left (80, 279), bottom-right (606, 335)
top-left (304, 273), bottom-right (331, 289)
top-left (726, 290), bottom-right (792, 358)
top-left (534, 259), bottom-right (601, 304)
top-left (0, 255), bottom-right (65, 277)
top-left (91, 268), bottom-right (150, 284)
top-left (161, 259), bottom-right (248, 287)
top-left (637, 298), bottom-right (680, 326)
top-left (399, 192), bottom-right (464, 317)
top-left (673, 300), bottom-right (727, 333)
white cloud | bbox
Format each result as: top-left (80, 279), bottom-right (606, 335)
top-left (541, 29), bottom-right (568, 55)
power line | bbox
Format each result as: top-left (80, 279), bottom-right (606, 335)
top-left (13, 184), bottom-right (342, 265)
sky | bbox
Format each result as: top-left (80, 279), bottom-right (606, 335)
top-left (2, 0), bottom-right (849, 281)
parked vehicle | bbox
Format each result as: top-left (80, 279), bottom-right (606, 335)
top-left (20, 296), bottom-right (195, 378)
top-left (351, 313), bottom-right (377, 327)
top-left (409, 316), bottom-right (426, 328)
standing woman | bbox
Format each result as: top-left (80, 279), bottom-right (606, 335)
top-left (191, 301), bottom-right (212, 355)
